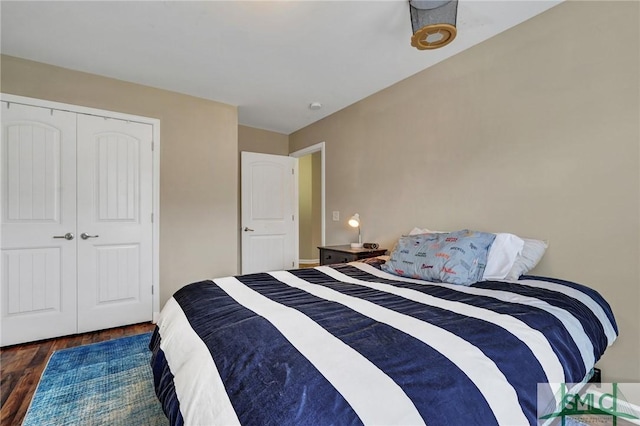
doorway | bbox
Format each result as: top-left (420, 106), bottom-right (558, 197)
top-left (290, 142), bottom-right (325, 266)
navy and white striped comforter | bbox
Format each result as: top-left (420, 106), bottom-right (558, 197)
top-left (149, 262), bottom-right (617, 426)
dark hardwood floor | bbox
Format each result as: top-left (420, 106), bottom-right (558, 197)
top-left (0, 322), bottom-right (156, 426)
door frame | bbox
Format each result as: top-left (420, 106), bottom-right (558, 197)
top-left (0, 93), bottom-right (161, 322)
top-left (290, 142), bottom-right (326, 251)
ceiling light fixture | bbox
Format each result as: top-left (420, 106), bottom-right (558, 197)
top-left (309, 102), bottom-right (322, 111)
top-left (409, 0), bottom-right (458, 50)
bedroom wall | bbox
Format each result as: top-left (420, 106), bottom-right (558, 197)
top-left (0, 55), bottom-right (239, 309)
top-left (290, 1), bottom-right (640, 382)
top-left (238, 125), bottom-right (289, 156)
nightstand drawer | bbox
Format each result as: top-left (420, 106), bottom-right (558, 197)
top-left (318, 245), bottom-right (387, 266)
top-left (321, 251), bottom-right (358, 265)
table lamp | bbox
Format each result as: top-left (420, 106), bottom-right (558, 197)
top-left (348, 214), bottom-right (363, 248)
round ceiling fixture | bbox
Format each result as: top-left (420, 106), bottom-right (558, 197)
top-left (411, 23), bottom-right (457, 50)
top-left (309, 102), bottom-right (322, 111)
top-left (409, 0), bottom-right (458, 51)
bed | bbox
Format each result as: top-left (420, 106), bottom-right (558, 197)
top-left (149, 231), bottom-right (618, 426)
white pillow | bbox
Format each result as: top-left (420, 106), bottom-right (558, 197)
top-left (408, 227), bottom-right (446, 235)
top-left (482, 233), bottom-right (525, 280)
top-left (408, 227), bottom-right (427, 236)
top-left (504, 238), bottom-right (548, 281)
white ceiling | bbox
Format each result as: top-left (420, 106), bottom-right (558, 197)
top-left (1, 1), bottom-right (561, 135)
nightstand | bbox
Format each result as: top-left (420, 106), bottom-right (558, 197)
top-left (318, 245), bottom-right (387, 266)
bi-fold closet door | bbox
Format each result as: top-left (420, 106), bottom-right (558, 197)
top-left (1, 101), bottom-right (153, 346)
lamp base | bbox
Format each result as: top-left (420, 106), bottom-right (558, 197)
top-left (350, 242), bottom-right (363, 249)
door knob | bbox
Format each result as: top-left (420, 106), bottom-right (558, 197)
top-left (53, 233), bottom-right (74, 240)
top-left (243, 227), bottom-right (254, 232)
top-left (81, 233), bottom-right (99, 240)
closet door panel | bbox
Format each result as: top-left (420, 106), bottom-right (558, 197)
top-left (76, 115), bottom-right (153, 333)
top-left (0, 103), bottom-right (77, 346)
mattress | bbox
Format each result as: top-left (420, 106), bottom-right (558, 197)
top-left (149, 262), bottom-right (617, 425)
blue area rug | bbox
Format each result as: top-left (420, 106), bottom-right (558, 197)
top-left (23, 332), bottom-right (168, 426)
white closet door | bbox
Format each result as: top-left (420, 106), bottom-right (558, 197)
top-left (76, 115), bottom-right (153, 332)
top-left (0, 103), bottom-right (78, 346)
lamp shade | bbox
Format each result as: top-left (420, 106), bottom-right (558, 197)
top-left (409, 0), bottom-right (458, 50)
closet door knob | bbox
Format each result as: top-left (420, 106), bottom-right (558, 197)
top-left (243, 227), bottom-right (255, 232)
top-left (80, 233), bottom-right (99, 240)
top-left (53, 232), bottom-right (74, 240)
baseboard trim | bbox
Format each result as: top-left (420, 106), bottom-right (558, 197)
top-left (299, 259), bottom-right (319, 264)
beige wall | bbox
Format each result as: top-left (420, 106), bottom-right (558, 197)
top-left (1, 55), bottom-right (239, 308)
top-left (290, 1), bottom-right (640, 381)
top-left (238, 125), bottom-right (289, 156)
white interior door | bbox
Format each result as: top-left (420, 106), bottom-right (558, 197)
top-left (0, 103), bottom-right (78, 346)
top-left (241, 152), bottom-right (297, 274)
top-left (76, 115), bottom-right (153, 333)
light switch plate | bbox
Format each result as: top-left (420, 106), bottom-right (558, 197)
top-left (332, 211), bottom-right (340, 221)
